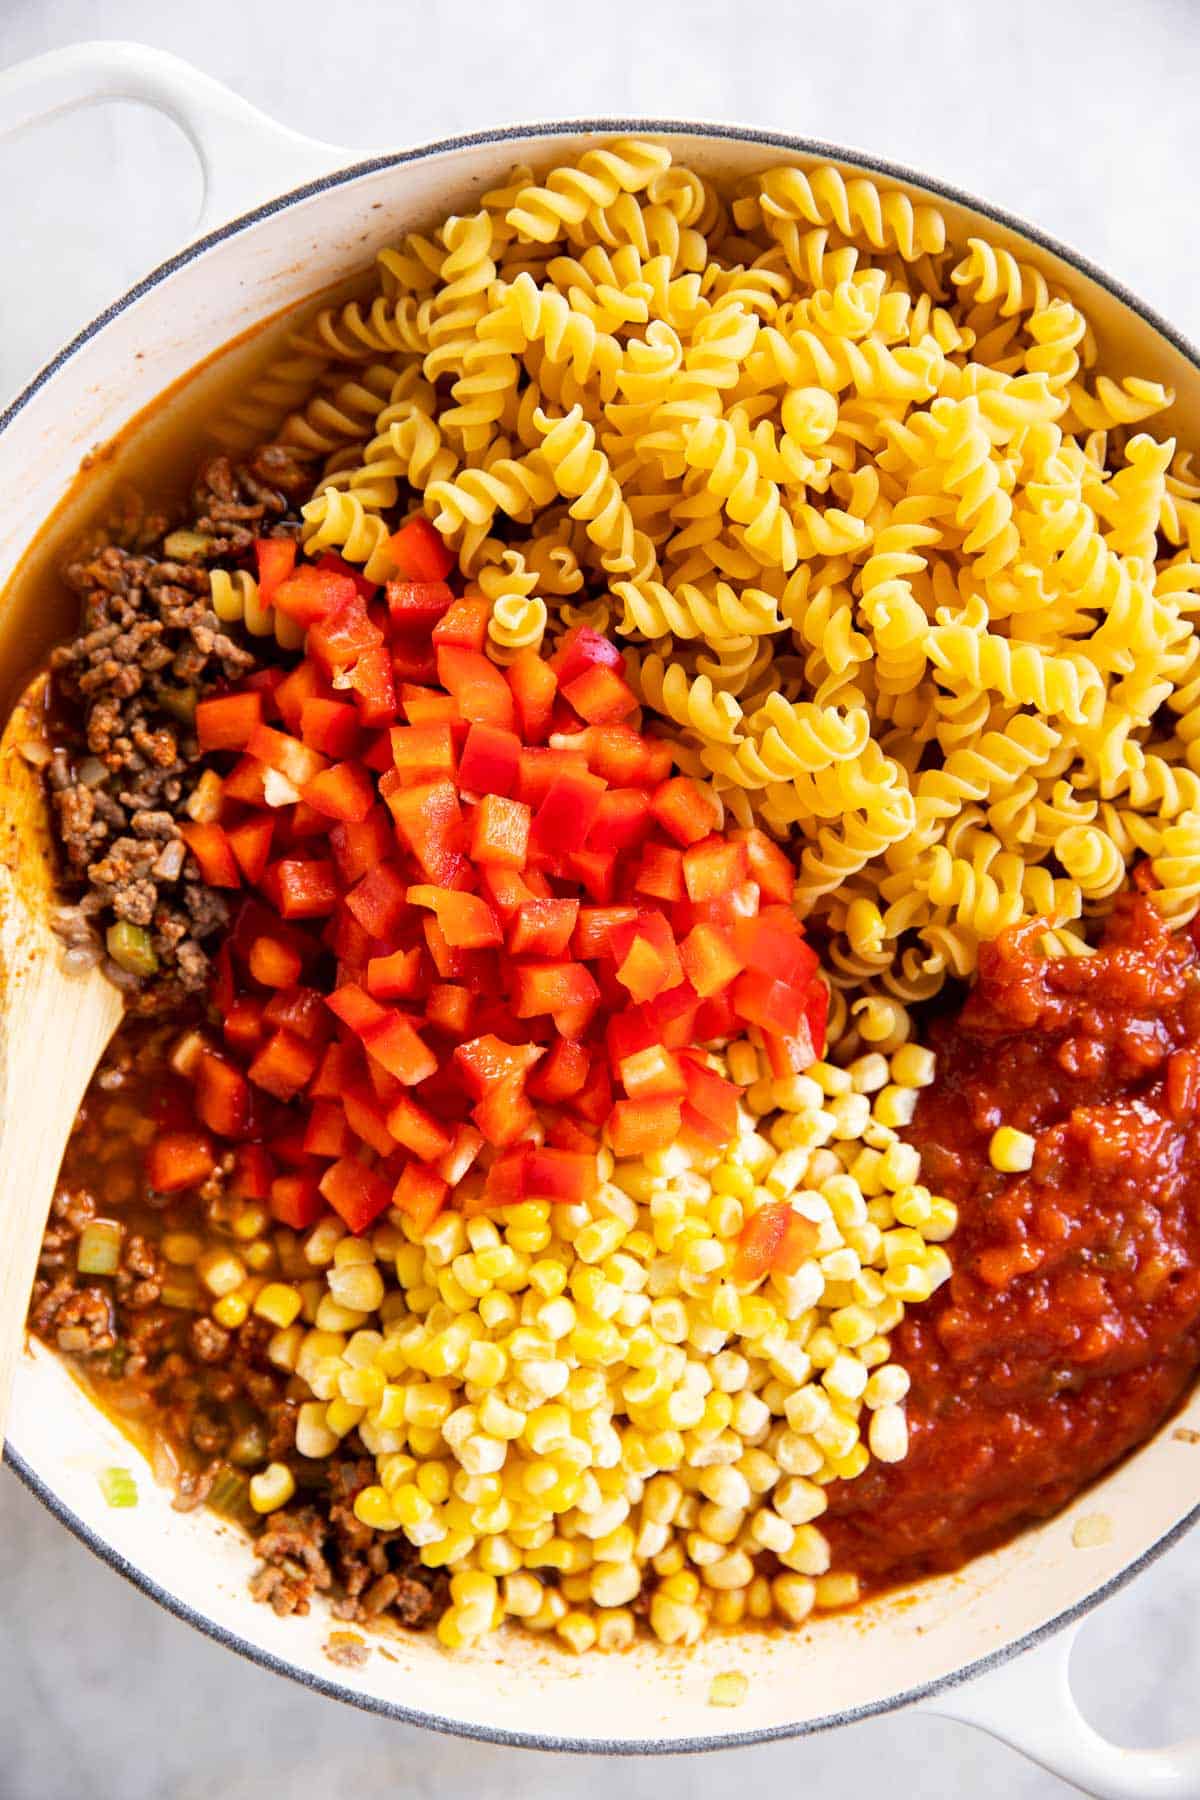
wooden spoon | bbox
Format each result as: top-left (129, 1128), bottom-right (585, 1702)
top-left (0, 675), bottom-right (123, 1448)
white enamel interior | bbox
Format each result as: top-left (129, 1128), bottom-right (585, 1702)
top-left (5, 126), bottom-right (1200, 1750)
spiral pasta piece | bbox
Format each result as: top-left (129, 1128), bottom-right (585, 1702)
top-left (209, 568), bottom-right (304, 650)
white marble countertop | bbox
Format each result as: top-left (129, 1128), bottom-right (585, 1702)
top-left (2, 2), bottom-right (1200, 1793)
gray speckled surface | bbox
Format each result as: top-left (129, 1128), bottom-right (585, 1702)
top-left (2, 3), bottom-right (1199, 1793)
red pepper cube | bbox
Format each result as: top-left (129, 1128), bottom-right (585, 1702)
top-left (307, 593), bottom-right (384, 673)
top-left (247, 724), bottom-right (330, 791)
top-left (587, 789), bottom-right (654, 853)
top-left (679, 922), bottom-right (745, 998)
top-left (436, 645), bottom-right (516, 730)
top-left (422, 913), bottom-right (466, 980)
top-left (732, 970), bottom-right (805, 1038)
top-left (508, 898), bottom-right (580, 959)
top-left (360, 1011), bottom-right (437, 1086)
top-left (610, 912), bottom-right (683, 1003)
top-left (459, 722), bottom-right (522, 798)
top-left (569, 1059), bottom-right (613, 1126)
top-left (473, 1076), bottom-right (537, 1148)
top-left (275, 661), bottom-right (327, 734)
top-left (303, 1101), bottom-right (356, 1159)
top-left (145, 1131), bottom-right (216, 1194)
top-left (196, 690), bottom-right (263, 752)
top-left (517, 748), bottom-right (587, 809)
top-left (432, 597), bottom-right (490, 653)
top-left (179, 822), bottom-right (241, 889)
top-left (484, 1145), bottom-right (531, 1209)
top-left (512, 961), bottom-right (601, 1019)
top-left (269, 1173), bottom-right (325, 1230)
top-left (605, 1006), bottom-right (659, 1069)
top-left (643, 978), bottom-right (701, 1051)
top-left (343, 1085), bottom-right (398, 1157)
top-left (523, 1147), bottom-right (598, 1207)
top-left (580, 724), bottom-right (650, 786)
top-left (733, 1200), bottom-right (818, 1283)
top-left (390, 723), bottom-right (457, 787)
top-left (249, 933), bottom-right (303, 989)
top-left (680, 1050), bottom-right (741, 1139)
top-left (302, 760), bottom-right (376, 824)
top-left (528, 1037), bottom-right (590, 1103)
top-left (729, 827), bottom-right (795, 906)
top-left (345, 862), bottom-right (411, 940)
top-left (436, 1124), bottom-right (485, 1186)
top-left (608, 1096), bottom-right (682, 1159)
top-left (320, 1157), bottom-right (393, 1234)
top-left (195, 1047), bottom-right (253, 1139)
top-left (255, 537), bottom-right (297, 604)
top-left (386, 779), bottom-right (465, 886)
top-left (549, 626), bottom-right (624, 686)
top-left (264, 986), bottom-right (331, 1044)
top-left (366, 946), bottom-right (426, 1000)
top-left (453, 1034), bottom-right (546, 1099)
top-left (388, 517), bottom-right (455, 582)
top-left (573, 905), bottom-right (638, 960)
top-left (264, 858), bottom-right (340, 919)
top-left (326, 982), bottom-right (389, 1035)
top-left (426, 983), bottom-right (474, 1035)
top-left (274, 565), bottom-right (357, 627)
top-left (226, 816), bottom-right (275, 887)
top-left (386, 577), bottom-right (456, 632)
top-left (314, 551), bottom-right (378, 599)
top-left (310, 1040), bottom-right (362, 1099)
top-left (650, 776), bottom-right (722, 847)
top-left (230, 1143), bottom-right (274, 1202)
top-left (221, 756), bottom-right (269, 807)
top-left (224, 995), bottom-right (266, 1056)
top-left (562, 664), bottom-right (638, 725)
top-left (392, 1161), bottom-right (449, 1233)
top-left (300, 697), bottom-right (361, 759)
top-left (400, 685), bottom-right (460, 727)
top-left (409, 887), bottom-right (502, 950)
top-left (733, 913), bottom-right (819, 989)
top-left (564, 848), bottom-right (618, 904)
top-left (248, 1028), bottom-right (319, 1101)
top-left (346, 645), bottom-right (397, 727)
top-left (470, 794), bottom-right (531, 869)
top-left (547, 1117), bottom-right (597, 1155)
top-left (695, 989), bottom-right (738, 1042)
top-left (532, 767), bottom-right (607, 854)
top-left (618, 1045), bottom-right (686, 1100)
top-left (682, 836), bottom-right (749, 903)
top-left (330, 807), bottom-right (393, 887)
top-left (385, 1092), bottom-right (454, 1162)
top-left (506, 650), bottom-right (558, 744)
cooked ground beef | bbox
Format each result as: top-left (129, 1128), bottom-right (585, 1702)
top-left (45, 445), bottom-right (314, 1011)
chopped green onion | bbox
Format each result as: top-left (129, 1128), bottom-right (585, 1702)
top-left (76, 1219), bottom-right (122, 1276)
top-left (162, 529), bottom-right (215, 560)
top-left (159, 686), bottom-right (198, 723)
top-left (107, 1343), bottom-right (129, 1380)
top-left (98, 1466), bottom-right (138, 1509)
top-left (229, 1424), bottom-right (269, 1469)
top-left (208, 1466), bottom-right (253, 1524)
top-left (106, 921), bottom-right (158, 978)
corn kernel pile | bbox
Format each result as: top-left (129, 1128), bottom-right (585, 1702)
top-left (186, 1004), bottom-right (955, 1652)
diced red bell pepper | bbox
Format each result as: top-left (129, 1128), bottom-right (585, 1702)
top-left (345, 645), bottom-right (397, 727)
top-left (146, 1130), bottom-right (216, 1194)
top-left (392, 1161), bottom-right (449, 1233)
top-left (733, 827), bottom-right (796, 905)
top-left (564, 847), bottom-right (618, 903)
top-left (512, 961), bottom-right (601, 1018)
top-left (679, 922), bottom-right (745, 998)
top-left (732, 913), bottom-right (818, 988)
top-left (386, 578), bottom-right (456, 631)
top-left (546, 1117), bottom-right (598, 1154)
top-left (508, 898), bottom-right (579, 959)
top-left (695, 989), bottom-right (738, 1042)
top-left (680, 1050), bottom-right (741, 1137)
top-left (386, 779), bottom-right (465, 886)
top-left (275, 661), bottom-right (327, 735)
top-left (300, 696), bottom-right (361, 760)
top-left (320, 1157), bottom-right (393, 1234)
top-left (432, 597), bottom-right (490, 653)
top-left (733, 1201), bottom-right (818, 1282)
top-left (226, 816), bottom-right (275, 887)
top-left (651, 776), bottom-right (722, 847)
top-left (255, 537), bottom-right (297, 605)
top-left (263, 859), bottom-right (340, 919)
top-left (587, 789), bottom-right (653, 853)
top-left (196, 690), bottom-right (263, 752)
top-left (570, 1058), bottom-right (614, 1125)
top-left (330, 807), bottom-right (393, 886)
top-left (221, 755), bottom-right (269, 807)
top-left (644, 978), bottom-right (702, 1051)
top-left (611, 912), bottom-right (683, 1003)
top-left (532, 767), bottom-right (607, 854)
top-left (408, 887), bottom-right (502, 950)
top-left (224, 995), bottom-right (266, 1055)
top-left (310, 1040), bottom-right (362, 1099)
top-left (506, 650), bottom-right (557, 744)
top-left (580, 724), bottom-right (653, 787)
top-left (436, 645), bottom-right (516, 731)
top-left (231, 1142), bottom-right (274, 1201)
top-left (484, 1144), bottom-right (531, 1208)
top-left (550, 627), bottom-right (624, 686)
top-left (326, 982), bottom-right (388, 1035)
top-left (469, 794), bottom-right (531, 868)
top-left (388, 516), bottom-right (456, 582)
top-left (605, 1007), bottom-right (658, 1068)
top-left (249, 933), bottom-right (303, 989)
top-left (307, 593), bottom-right (384, 673)
top-left (517, 748), bottom-right (587, 808)
top-left (385, 1092), bottom-right (454, 1161)
top-left (618, 1044), bottom-right (686, 1100)
top-left (269, 1172), bottom-right (325, 1230)
top-left (473, 1076), bottom-right (537, 1147)
top-left (562, 664), bottom-right (638, 725)
top-left (343, 1084), bottom-right (398, 1157)
top-left (274, 564), bottom-right (357, 627)
top-left (426, 982), bottom-right (474, 1035)
top-left (732, 970), bottom-right (806, 1038)
top-left (454, 1034), bottom-right (545, 1099)
top-left (345, 862), bottom-right (411, 940)
top-left (361, 730), bottom-right (395, 775)
top-left (360, 1011), bottom-right (437, 1086)
top-left (683, 836), bottom-right (749, 903)
top-left (459, 722), bottom-right (521, 798)
top-left (246, 724), bottom-right (329, 791)
top-left (608, 1096), bottom-right (682, 1159)
top-left (302, 760), bottom-right (376, 823)
top-left (528, 1037), bottom-right (590, 1103)
top-left (303, 1101), bottom-right (356, 1159)
top-left (366, 946), bottom-right (426, 1000)
top-left (180, 822), bottom-right (241, 889)
top-left (315, 550), bottom-right (378, 602)
top-left (263, 986), bottom-right (331, 1044)
top-left (390, 723), bottom-right (457, 787)
top-left (573, 905), bottom-right (638, 960)
top-left (401, 686), bottom-right (460, 727)
top-left (248, 1028), bottom-right (319, 1101)
top-left (243, 666), bottom-right (286, 721)
top-left (390, 642), bottom-right (438, 686)
top-left (522, 1147), bottom-right (598, 1207)
top-left (436, 1124), bottom-right (484, 1186)
top-left (286, 800), bottom-right (332, 840)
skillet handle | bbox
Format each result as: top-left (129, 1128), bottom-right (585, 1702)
top-left (0, 40), bottom-right (349, 238)
top-left (920, 1623), bottom-right (1200, 1798)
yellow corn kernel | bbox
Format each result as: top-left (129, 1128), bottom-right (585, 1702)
top-left (814, 1572), bottom-right (861, 1610)
top-left (988, 1125), bottom-right (1036, 1173)
top-left (212, 1291), bottom-right (249, 1330)
top-left (354, 1485), bottom-right (401, 1531)
top-left (772, 1573), bottom-right (816, 1624)
top-left (162, 1232), bottom-right (204, 1266)
top-left (596, 1608), bottom-right (635, 1651)
top-left (304, 1216), bottom-right (345, 1266)
top-left (295, 1400), bottom-right (338, 1459)
top-left (325, 1398), bottom-right (366, 1438)
top-left (197, 1250), bottom-right (246, 1298)
top-left (249, 1462), bottom-right (296, 1514)
top-left (649, 1593), bottom-right (703, 1646)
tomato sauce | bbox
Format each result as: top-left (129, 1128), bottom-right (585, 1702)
top-left (825, 898), bottom-right (1200, 1584)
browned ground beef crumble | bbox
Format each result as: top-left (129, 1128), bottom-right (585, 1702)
top-left (47, 446), bottom-right (313, 1012)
